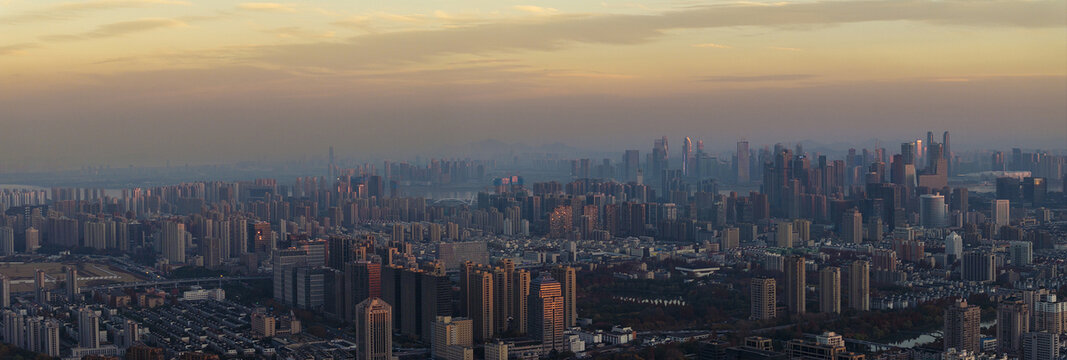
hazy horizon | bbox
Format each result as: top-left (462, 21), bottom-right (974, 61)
top-left (2, 0), bottom-right (1065, 171)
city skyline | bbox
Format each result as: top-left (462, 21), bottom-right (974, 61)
top-left (1, 0), bottom-right (1064, 169)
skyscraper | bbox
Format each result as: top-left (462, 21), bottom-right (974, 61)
top-left (355, 298), bottom-right (393, 360)
top-left (529, 273), bottom-right (565, 353)
top-left (818, 267), bottom-right (841, 314)
top-left (997, 298), bottom-right (1030, 356)
top-left (550, 266), bottom-right (577, 327)
top-left (652, 136), bottom-right (669, 181)
top-left (623, 150), bottom-right (640, 182)
top-left (736, 140), bottom-right (750, 183)
top-left (942, 131), bottom-right (951, 175)
top-left (848, 260), bottom-right (869, 311)
top-left (785, 255), bottom-right (806, 315)
top-left (919, 194), bottom-right (946, 229)
top-left (682, 137), bottom-right (693, 176)
top-left (944, 300), bottom-right (981, 353)
top-left (750, 278), bottom-right (776, 320)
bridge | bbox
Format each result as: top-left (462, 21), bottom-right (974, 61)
top-left (87, 275), bottom-right (271, 291)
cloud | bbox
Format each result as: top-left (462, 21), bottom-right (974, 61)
top-left (248, 0), bottom-right (1064, 69)
top-left (768, 47), bottom-right (802, 52)
top-left (514, 5), bottom-right (558, 14)
top-left (41, 18), bottom-right (186, 42)
top-left (265, 27), bottom-right (336, 39)
top-left (0, 0), bottom-right (188, 24)
top-left (692, 43), bottom-right (731, 49)
top-left (699, 74), bottom-right (817, 82)
top-left (237, 2), bottom-right (296, 13)
top-left (0, 43), bottom-right (38, 55)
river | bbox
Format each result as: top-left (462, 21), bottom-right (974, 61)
top-left (890, 319), bottom-right (996, 348)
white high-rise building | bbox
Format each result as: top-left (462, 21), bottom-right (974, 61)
top-left (945, 232), bottom-right (963, 264)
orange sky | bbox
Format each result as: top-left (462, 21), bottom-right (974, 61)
top-left (1, 0), bottom-right (1064, 170)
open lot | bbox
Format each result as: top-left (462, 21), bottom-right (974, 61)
top-left (0, 260), bottom-right (147, 292)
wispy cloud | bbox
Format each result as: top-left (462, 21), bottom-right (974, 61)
top-left (0, 0), bottom-right (188, 25)
top-left (514, 5), bottom-right (558, 14)
top-left (249, 0), bottom-right (1063, 69)
top-left (41, 18), bottom-right (186, 42)
top-left (237, 2), bottom-right (296, 12)
top-left (265, 27), bottom-right (336, 39)
top-left (692, 43), bottom-right (731, 49)
top-left (0, 43), bottom-right (38, 55)
top-left (768, 46), bottom-right (802, 52)
top-left (699, 74), bottom-right (816, 82)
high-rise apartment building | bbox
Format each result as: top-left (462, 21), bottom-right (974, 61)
top-left (997, 298), bottom-right (1030, 356)
top-left (510, 269), bottom-right (531, 335)
top-left (776, 221), bottom-right (794, 248)
top-left (1010, 241), bottom-right (1033, 266)
top-left (1022, 331), bottom-right (1058, 360)
top-left (468, 270), bottom-right (494, 341)
top-left (944, 300), bottom-right (981, 353)
top-left (550, 266), bottom-right (577, 327)
top-left (962, 251), bottom-right (995, 283)
top-left (78, 307), bottom-right (100, 348)
top-left (945, 232), bottom-right (963, 264)
top-left (431, 316), bottom-right (473, 360)
top-left (66, 266), bottom-right (79, 302)
top-left (1032, 294), bottom-right (1065, 334)
top-left (343, 260), bottom-right (382, 322)
top-left (751, 278), bottom-right (776, 320)
top-left (992, 199), bottom-right (1010, 235)
top-left (818, 267), bottom-right (840, 314)
top-left (529, 273), bottom-right (565, 353)
top-left (848, 260), bottom-right (869, 311)
top-left (841, 209), bottom-right (862, 243)
top-left (785, 255), bottom-right (806, 315)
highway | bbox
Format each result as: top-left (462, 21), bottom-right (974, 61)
top-left (86, 275), bottom-right (271, 290)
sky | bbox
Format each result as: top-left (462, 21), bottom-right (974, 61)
top-left (0, 0), bottom-right (1065, 171)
